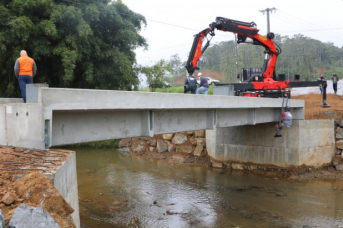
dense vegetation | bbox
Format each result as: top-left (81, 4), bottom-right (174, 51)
top-left (194, 34), bottom-right (343, 83)
top-left (0, 0), bottom-right (147, 97)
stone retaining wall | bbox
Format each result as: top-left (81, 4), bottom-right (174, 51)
top-left (118, 130), bottom-right (207, 157)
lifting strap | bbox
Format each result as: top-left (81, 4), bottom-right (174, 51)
top-left (279, 92), bottom-right (289, 122)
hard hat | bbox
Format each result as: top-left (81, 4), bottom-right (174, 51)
top-left (198, 72), bottom-right (202, 77)
top-left (285, 106), bottom-right (290, 111)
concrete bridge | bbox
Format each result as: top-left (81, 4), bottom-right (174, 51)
top-left (0, 84), bottom-right (305, 150)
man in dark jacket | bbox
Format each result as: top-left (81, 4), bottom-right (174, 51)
top-left (184, 73), bottom-right (197, 94)
top-left (332, 73), bottom-right (339, 94)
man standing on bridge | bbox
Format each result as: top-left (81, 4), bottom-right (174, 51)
top-left (274, 106), bottom-right (293, 137)
top-left (332, 73), bottom-right (339, 94)
top-left (14, 50), bottom-right (37, 103)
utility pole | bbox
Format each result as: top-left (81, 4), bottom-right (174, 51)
top-left (259, 7), bottom-right (277, 33)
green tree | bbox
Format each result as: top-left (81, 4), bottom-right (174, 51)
top-left (0, 0), bottom-right (147, 97)
top-left (140, 59), bottom-right (172, 92)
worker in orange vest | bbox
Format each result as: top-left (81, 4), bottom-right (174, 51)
top-left (14, 50), bottom-right (37, 103)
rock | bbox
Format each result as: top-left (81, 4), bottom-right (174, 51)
top-left (117, 147), bottom-right (131, 154)
top-left (175, 146), bottom-right (193, 154)
top-left (9, 204), bottom-right (60, 228)
top-left (335, 164), bottom-right (343, 171)
top-left (337, 149), bottom-right (342, 155)
top-left (148, 138), bottom-right (157, 147)
top-left (118, 138), bottom-right (131, 147)
top-left (337, 139), bottom-right (343, 150)
top-left (246, 165), bottom-right (257, 171)
top-left (186, 131), bottom-right (194, 135)
top-left (211, 160), bottom-right (224, 168)
top-left (193, 145), bottom-right (205, 156)
top-left (232, 163), bottom-right (244, 170)
top-left (149, 147), bottom-right (155, 152)
top-left (156, 139), bottom-right (168, 153)
top-left (0, 210), bottom-right (4, 228)
top-left (190, 137), bottom-right (197, 146)
top-left (196, 138), bottom-right (206, 146)
top-left (194, 130), bottom-right (205, 138)
top-left (131, 139), bottom-right (148, 153)
top-left (167, 142), bottom-right (175, 153)
top-left (336, 129), bottom-right (343, 140)
top-left (172, 133), bottom-right (187, 145)
top-left (1, 191), bottom-right (17, 205)
top-left (162, 134), bottom-right (174, 141)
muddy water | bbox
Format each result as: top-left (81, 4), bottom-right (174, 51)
top-left (76, 148), bottom-right (343, 228)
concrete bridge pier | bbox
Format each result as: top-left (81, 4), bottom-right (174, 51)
top-left (206, 119), bottom-right (336, 167)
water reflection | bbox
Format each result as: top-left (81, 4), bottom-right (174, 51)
top-left (76, 148), bottom-right (343, 228)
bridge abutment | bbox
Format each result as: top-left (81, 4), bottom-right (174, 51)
top-left (206, 119), bottom-right (335, 167)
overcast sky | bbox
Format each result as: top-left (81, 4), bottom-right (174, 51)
top-left (123, 0), bottom-right (343, 67)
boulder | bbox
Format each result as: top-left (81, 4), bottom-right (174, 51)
top-left (196, 138), bottom-right (206, 146)
top-left (211, 159), bottom-right (224, 168)
top-left (194, 130), bottom-right (205, 138)
top-left (117, 147), bottom-right (131, 154)
top-left (332, 155), bottom-right (342, 166)
top-left (131, 139), bottom-right (148, 153)
top-left (232, 163), bottom-right (244, 170)
top-left (162, 134), bottom-right (174, 141)
top-left (193, 145), bottom-right (205, 156)
top-left (9, 204), bottom-right (60, 228)
top-left (118, 138), bottom-right (131, 147)
top-left (336, 139), bottom-right (343, 150)
top-left (172, 133), bottom-right (187, 145)
top-left (336, 129), bottom-right (343, 140)
top-left (156, 139), bottom-right (168, 153)
top-left (167, 142), bottom-right (176, 153)
top-left (0, 210), bottom-right (4, 228)
top-left (189, 137), bottom-right (197, 146)
top-left (335, 164), bottom-right (343, 171)
top-left (148, 138), bottom-right (157, 147)
top-left (1, 191), bottom-right (18, 205)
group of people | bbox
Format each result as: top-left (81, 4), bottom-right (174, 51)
top-left (318, 73), bottom-right (340, 94)
top-left (183, 72), bottom-right (209, 95)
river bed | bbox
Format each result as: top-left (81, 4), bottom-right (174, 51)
top-left (76, 148), bottom-right (343, 228)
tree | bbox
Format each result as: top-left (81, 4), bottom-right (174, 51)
top-left (140, 59), bottom-right (171, 92)
top-left (168, 54), bottom-right (182, 76)
top-left (0, 0), bottom-right (147, 97)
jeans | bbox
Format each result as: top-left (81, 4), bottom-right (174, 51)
top-left (196, 86), bottom-right (209, 95)
top-left (184, 86), bottom-right (196, 94)
top-left (333, 83), bottom-right (337, 93)
top-left (18, 75), bottom-right (33, 103)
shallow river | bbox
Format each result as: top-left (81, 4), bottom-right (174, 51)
top-left (76, 148), bottom-right (343, 228)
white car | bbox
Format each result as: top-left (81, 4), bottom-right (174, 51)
top-left (197, 77), bottom-right (220, 85)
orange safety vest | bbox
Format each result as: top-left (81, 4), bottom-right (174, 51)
top-left (18, 55), bottom-right (34, 76)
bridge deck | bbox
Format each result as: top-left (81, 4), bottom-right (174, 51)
top-left (1, 86), bottom-right (304, 150)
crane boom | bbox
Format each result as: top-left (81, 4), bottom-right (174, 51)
top-left (185, 16), bottom-right (290, 97)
